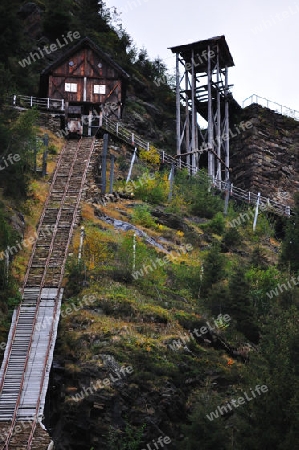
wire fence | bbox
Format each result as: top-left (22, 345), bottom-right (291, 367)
top-left (242, 94), bottom-right (299, 121)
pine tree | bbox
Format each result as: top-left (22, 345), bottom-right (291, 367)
top-left (235, 306), bottom-right (299, 449)
top-left (179, 394), bottom-right (230, 450)
top-left (200, 244), bottom-right (226, 298)
top-left (43, 0), bottom-right (74, 39)
top-left (0, 1), bottom-right (23, 63)
top-left (227, 265), bottom-right (259, 343)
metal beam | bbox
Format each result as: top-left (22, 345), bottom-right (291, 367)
top-left (176, 53), bottom-right (181, 168)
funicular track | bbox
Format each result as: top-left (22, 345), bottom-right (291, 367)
top-left (0, 137), bottom-right (95, 449)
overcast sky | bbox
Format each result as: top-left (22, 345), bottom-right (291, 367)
top-left (106, 0), bottom-right (299, 112)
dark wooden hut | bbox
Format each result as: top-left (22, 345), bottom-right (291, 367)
top-left (40, 37), bottom-right (129, 135)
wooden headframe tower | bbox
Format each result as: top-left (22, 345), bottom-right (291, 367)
top-left (170, 35), bottom-right (236, 182)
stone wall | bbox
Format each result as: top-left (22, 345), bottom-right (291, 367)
top-left (37, 112), bottom-right (63, 135)
top-left (230, 104), bottom-right (299, 206)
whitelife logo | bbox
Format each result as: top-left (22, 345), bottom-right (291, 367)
top-left (0, 154), bottom-right (20, 171)
top-left (206, 384), bottom-right (269, 421)
top-left (141, 435), bottom-right (172, 450)
top-left (168, 314), bottom-right (231, 351)
top-left (18, 31), bottom-right (81, 68)
top-left (71, 366), bottom-right (134, 402)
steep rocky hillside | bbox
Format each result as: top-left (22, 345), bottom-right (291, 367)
top-left (41, 142), bottom-right (282, 449)
top-left (231, 103), bottom-right (299, 206)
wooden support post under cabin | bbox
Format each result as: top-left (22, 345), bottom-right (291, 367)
top-left (101, 133), bottom-right (109, 194)
top-left (109, 155), bottom-right (115, 194)
top-left (176, 52), bottom-right (181, 168)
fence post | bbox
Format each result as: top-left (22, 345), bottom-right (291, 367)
top-left (253, 192), bottom-right (260, 232)
top-left (168, 163), bottom-right (175, 202)
top-left (126, 148), bottom-right (137, 183)
top-left (78, 226), bottom-right (85, 261)
top-left (133, 233), bottom-right (136, 273)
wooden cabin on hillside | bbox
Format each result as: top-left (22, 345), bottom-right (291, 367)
top-left (39, 37), bottom-right (129, 136)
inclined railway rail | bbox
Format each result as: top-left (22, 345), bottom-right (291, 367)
top-left (0, 137), bottom-right (95, 449)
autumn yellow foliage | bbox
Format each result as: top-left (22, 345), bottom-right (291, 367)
top-left (139, 147), bottom-right (160, 165)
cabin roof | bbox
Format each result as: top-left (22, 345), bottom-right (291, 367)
top-left (41, 36), bottom-right (130, 79)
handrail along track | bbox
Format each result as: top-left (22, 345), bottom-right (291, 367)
top-left (0, 137), bottom-right (96, 449)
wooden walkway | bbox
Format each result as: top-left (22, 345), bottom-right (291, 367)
top-left (0, 137), bottom-right (95, 449)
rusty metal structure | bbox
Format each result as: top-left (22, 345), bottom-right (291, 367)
top-left (40, 37), bottom-right (129, 136)
top-left (169, 35), bottom-right (239, 182)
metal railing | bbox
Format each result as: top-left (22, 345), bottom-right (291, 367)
top-left (101, 116), bottom-right (194, 172)
top-left (213, 178), bottom-right (291, 217)
top-left (9, 94), bottom-right (291, 217)
top-left (101, 117), bottom-right (291, 217)
top-left (11, 94), bottom-right (65, 111)
top-left (242, 94), bottom-right (299, 121)
top-left (102, 116), bottom-right (150, 151)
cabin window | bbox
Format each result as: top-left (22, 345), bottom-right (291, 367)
top-left (65, 83), bottom-right (77, 93)
top-left (94, 84), bottom-right (106, 94)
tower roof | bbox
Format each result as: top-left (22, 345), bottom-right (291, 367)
top-left (169, 35), bottom-right (234, 71)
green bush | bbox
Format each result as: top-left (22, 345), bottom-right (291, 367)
top-left (204, 212), bottom-right (225, 235)
top-left (48, 144), bottom-right (58, 155)
top-left (134, 171), bottom-right (168, 205)
top-left (107, 423), bottom-right (146, 450)
top-left (131, 205), bottom-right (157, 228)
top-left (222, 226), bottom-right (242, 247)
top-left (172, 170), bottom-right (224, 219)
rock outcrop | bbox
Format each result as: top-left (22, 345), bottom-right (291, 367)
top-left (231, 103), bottom-right (299, 206)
